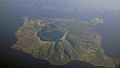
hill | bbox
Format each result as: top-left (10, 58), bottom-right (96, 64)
top-left (12, 17), bottom-right (119, 68)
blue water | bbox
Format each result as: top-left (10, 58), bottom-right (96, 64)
top-left (37, 31), bottom-right (64, 41)
top-left (0, 4), bottom-right (119, 68)
top-left (94, 17), bottom-right (120, 58)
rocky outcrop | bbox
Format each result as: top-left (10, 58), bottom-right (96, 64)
top-left (60, 32), bottom-right (68, 41)
top-left (93, 17), bottom-right (104, 24)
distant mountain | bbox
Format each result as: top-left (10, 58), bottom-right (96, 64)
top-left (12, 17), bottom-right (120, 68)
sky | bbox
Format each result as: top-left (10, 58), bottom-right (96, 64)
top-left (0, 0), bottom-right (120, 12)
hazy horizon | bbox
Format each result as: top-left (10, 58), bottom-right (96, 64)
top-left (1, 0), bottom-right (120, 12)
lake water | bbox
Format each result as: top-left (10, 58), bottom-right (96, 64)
top-left (0, 4), bottom-right (119, 68)
top-left (37, 31), bottom-right (64, 41)
top-left (37, 24), bottom-right (65, 41)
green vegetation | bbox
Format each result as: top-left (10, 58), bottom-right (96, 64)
top-left (12, 17), bottom-right (120, 68)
